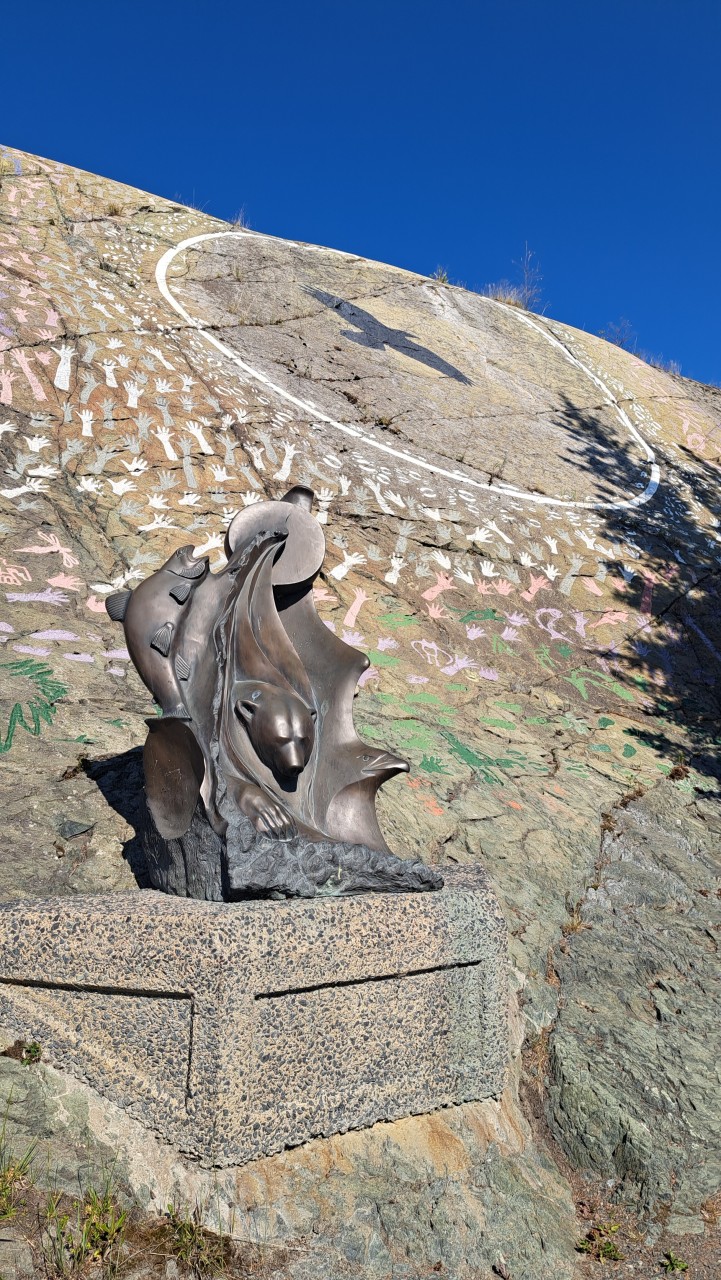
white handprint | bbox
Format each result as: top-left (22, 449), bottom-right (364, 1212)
top-left (432, 550), bottom-right (451, 570)
top-left (240, 491), bottom-right (263, 506)
top-left (77, 476), bottom-right (102, 494)
top-left (273, 441), bottom-right (297, 482)
top-left (211, 465), bottom-right (229, 482)
top-left (186, 420), bottom-right (214, 455)
top-left (124, 381), bottom-right (142, 408)
top-left (466, 527), bottom-right (493, 544)
top-left (178, 492), bottom-right (201, 507)
top-left (316, 486), bottom-right (334, 525)
top-left (138, 513), bottom-right (176, 532)
top-left (148, 346), bottom-right (174, 370)
top-left (480, 560), bottom-right (498, 577)
top-left (330, 550), bottom-right (367, 581)
top-left (365, 478), bottom-right (395, 515)
top-left (193, 532), bottom-right (224, 555)
top-left (100, 360), bottom-right (117, 387)
top-left (1, 479), bottom-right (48, 497)
top-left (576, 529), bottom-right (599, 550)
top-left (24, 435), bottom-right (50, 453)
top-left (27, 463), bottom-right (58, 478)
top-left (107, 477), bottom-right (136, 495)
top-left (79, 409), bottom-right (94, 438)
top-left (486, 520), bottom-right (513, 545)
top-left (148, 493), bottom-right (169, 510)
top-left (153, 427), bottom-right (178, 461)
top-left (122, 457), bottom-right (148, 475)
top-left (51, 343), bottom-right (74, 391)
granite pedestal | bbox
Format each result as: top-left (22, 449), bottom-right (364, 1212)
top-left (0, 867), bottom-right (507, 1166)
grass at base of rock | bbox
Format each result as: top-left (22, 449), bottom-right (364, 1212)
top-left (0, 1167), bottom-right (290, 1278)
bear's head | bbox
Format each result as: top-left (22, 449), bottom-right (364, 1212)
top-left (233, 680), bottom-right (317, 781)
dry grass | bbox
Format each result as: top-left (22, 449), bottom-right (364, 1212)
top-left (0, 1130), bottom-right (289, 1279)
top-left (617, 783), bottom-right (647, 809)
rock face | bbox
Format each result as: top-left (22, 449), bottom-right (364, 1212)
top-left (0, 1028), bottom-right (577, 1280)
top-left (547, 781), bottom-right (721, 1232)
top-left (0, 144), bottom-right (720, 1273)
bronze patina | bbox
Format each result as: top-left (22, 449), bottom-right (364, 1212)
top-left (106, 487), bottom-right (443, 899)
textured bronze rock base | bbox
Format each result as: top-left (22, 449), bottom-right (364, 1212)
top-left (141, 796), bottom-right (444, 899)
top-left (0, 869), bottom-right (507, 1166)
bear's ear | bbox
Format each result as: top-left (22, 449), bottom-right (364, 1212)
top-left (237, 698), bottom-right (258, 725)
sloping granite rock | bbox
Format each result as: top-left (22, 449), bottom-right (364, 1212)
top-left (547, 780), bottom-right (721, 1231)
top-left (0, 143), bottom-right (720, 1271)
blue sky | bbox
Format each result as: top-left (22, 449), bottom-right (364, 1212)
top-left (3, 1), bottom-right (719, 384)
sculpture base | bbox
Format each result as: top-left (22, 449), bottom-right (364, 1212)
top-left (141, 795), bottom-right (444, 900)
top-left (0, 869), bottom-right (507, 1166)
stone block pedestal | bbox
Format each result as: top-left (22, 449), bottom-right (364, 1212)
top-left (0, 868), bottom-right (507, 1166)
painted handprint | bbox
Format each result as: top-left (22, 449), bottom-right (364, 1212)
top-left (153, 427), bottom-right (178, 461)
top-left (330, 550), bottom-right (366, 581)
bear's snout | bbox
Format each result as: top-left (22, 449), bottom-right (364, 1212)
top-left (278, 743), bottom-right (306, 778)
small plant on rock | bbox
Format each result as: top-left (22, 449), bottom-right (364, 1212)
top-left (561, 893), bottom-right (592, 938)
top-left (21, 1040), bottom-right (42, 1065)
top-left (41, 1179), bottom-right (128, 1274)
top-left (576, 1221), bottom-right (624, 1262)
top-left (166, 1202), bottom-right (229, 1277)
top-left (0, 1099), bottom-right (36, 1222)
top-left (661, 1253), bottom-right (689, 1274)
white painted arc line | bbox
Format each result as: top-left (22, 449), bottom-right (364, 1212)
top-left (155, 230), bottom-right (660, 512)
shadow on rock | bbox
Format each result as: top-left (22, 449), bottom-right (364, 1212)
top-left (82, 747), bottom-right (150, 888)
top-left (307, 287), bottom-right (472, 384)
top-left (557, 386), bottom-right (721, 789)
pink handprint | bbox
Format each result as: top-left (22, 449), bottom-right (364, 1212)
top-left (343, 587), bottom-right (369, 628)
top-left (426, 601), bottom-right (449, 619)
top-left (521, 574), bottom-right (549, 601)
top-left (421, 572), bottom-right (456, 602)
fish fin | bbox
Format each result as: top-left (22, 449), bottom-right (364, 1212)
top-left (105, 588), bottom-right (132, 621)
top-left (169, 579), bottom-right (192, 604)
top-left (150, 622), bottom-right (173, 656)
top-left (174, 653), bottom-right (191, 681)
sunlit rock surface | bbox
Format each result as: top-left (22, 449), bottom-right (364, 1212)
top-left (0, 145), bottom-right (719, 1274)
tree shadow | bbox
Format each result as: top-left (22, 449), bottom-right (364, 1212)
top-left (553, 389), bottom-right (721, 789)
top-left (82, 747), bottom-right (151, 887)
top-left (306, 288), bottom-right (472, 384)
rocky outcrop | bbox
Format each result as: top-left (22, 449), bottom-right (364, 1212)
top-left (547, 781), bottom-right (721, 1234)
top-left (0, 144), bottom-right (719, 1275)
top-left (0, 996), bottom-right (578, 1280)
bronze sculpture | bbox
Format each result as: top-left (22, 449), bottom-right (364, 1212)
top-left (107, 487), bottom-right (443, 899)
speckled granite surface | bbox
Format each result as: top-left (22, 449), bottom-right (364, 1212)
top-left (0, 866), bottom-right (507, 1165)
